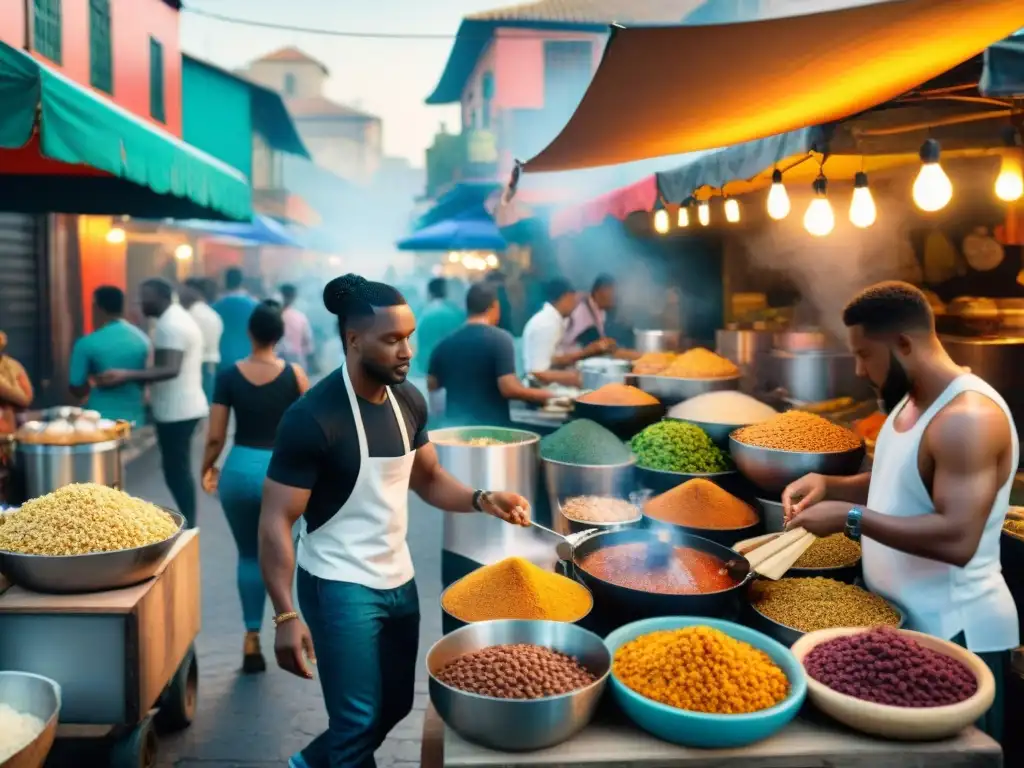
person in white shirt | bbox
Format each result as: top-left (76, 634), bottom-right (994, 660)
top-left (181, 277), bottom-right (223, 404)
top-left (522, 278), bottom-right (614, 387)
top-left (96, 278), bottom-right (209, 527)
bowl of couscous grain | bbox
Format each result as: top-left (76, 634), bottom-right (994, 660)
top-left (0, 484), bottom-right (184, 594)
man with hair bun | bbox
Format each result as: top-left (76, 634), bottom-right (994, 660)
top-left (259, 273), bottom-right (531, 768)
top-left (783, 280), bottom-right (1018, 740)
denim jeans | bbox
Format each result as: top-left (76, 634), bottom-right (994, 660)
top-left (296, 569), bottom-right (420, 768)
top-left (218, 445), bottom-right (272, 632)
top-left (154, 418), bottom-right (199, 528)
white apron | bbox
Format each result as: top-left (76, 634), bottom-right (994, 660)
top-left (296, 363), bottom-right (417, 590)
top-left (864, 374), bottom-right (1019, 652)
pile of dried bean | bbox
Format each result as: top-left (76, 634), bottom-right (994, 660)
top-left (750, 577), bottom-right (901, 633)
top-left (435, 644), bottom-right (596, 699)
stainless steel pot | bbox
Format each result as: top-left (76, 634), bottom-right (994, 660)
top-left (14, 438), bottom-right (124, 499)
top-left (433, 427), bottom-right (541, 567)
top-left (633, 329), bottom-right (681, 354)
top-left (765, 350), bottom-right (872, 404)
top-left (576, 357), bottom-right (632, 391)
top-left (715, 329), bottom-right (774, 367)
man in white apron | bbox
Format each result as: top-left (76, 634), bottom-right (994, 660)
top-left (782, 281), bottom-right (1018, 742)
top-left (258, 274), bottom-right (531, 768)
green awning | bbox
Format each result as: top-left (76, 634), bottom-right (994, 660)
top-left (0, 40), bottom-right (251, 221)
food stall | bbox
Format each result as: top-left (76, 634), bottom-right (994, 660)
top-left (0, 484), bottom-right (200, 768)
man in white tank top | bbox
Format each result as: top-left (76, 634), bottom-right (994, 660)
top-left (782, 281), bottom-right (1018, 742)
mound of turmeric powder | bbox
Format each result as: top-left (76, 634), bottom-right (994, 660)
top-left (442, 557), bottom-right (592, 622)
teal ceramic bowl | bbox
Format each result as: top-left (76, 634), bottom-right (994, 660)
top-left (604, 616), bottom-right (806, 748)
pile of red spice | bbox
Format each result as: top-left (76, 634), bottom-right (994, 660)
top-left (804, 626), bottom-right (977, 708)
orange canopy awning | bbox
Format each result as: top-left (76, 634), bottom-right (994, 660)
top-left (523, 0), bottom-right (1024, 173)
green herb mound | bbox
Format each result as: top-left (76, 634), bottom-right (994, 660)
top-left (540, 419), bottom-right (633, 465)
top-left (630, 420), bottom-right (729, 473)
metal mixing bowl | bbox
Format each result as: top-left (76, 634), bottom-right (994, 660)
top-left (667, 417), bottom-right (750, 448)
top-left (0, 672), bottom-right (61, 768)
top-left (729, 437), bottom-right (865, 495)
top-left (427, 619), bottom-right (610, 751)
top-left (634, 375), bottom-right (740, 404)
top-left (745, 595), bottom-right (905, 648)
top-left (0, 509), bottom-right (185, 594)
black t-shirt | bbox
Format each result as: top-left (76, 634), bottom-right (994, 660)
top-left (212, 363), bottom-right (301, 448)
top-left (429, 323), bottom-right (517, 427)
top-left (266, 368), bottom-right (429, 533)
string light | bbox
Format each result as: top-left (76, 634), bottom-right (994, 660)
top-left (677, 201), bottom-right (689, 227)
top-left (697, 199), bottom-right (710, 226)
top-left (912, 139), bottom-right (953, 212)
top-left (849, 171), bottom-right (877, 228)
top-left (174, 243), bottom-right (193, 261)
top-left (766, 168), bottom-right (791, 220)
top-left (804, 175), bottom-right (835, 237)
top-left (995, 128), bottom-right (1023, 202)
top-left (724, 197), bottom-right (740, 223)
top-left (106, 227), bottom-right (126, 244)
top-left (652, 208), bottom-right (670, 235)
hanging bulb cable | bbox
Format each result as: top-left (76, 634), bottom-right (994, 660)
top-left (677, 197), bottom-right (692, 227)
top-left (767, 168), bottom-right (791, 220)
top-left (849, 170), bottom-right (877, 228)
top-left (652, 200), bottom-right (670, 235)
top-left (804, 175), bottom-right (835, 237)
top-left (697, 199), bottom-right (710, 226)
top-left (995, 126), bottom-right (1024, 203)
top-left (913, 138), bottom-right (953, 212)
top-left (724, 196), bottom-right (741, 223)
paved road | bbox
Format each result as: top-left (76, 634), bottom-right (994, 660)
top-left (124, 432), bottom-right (443, 768)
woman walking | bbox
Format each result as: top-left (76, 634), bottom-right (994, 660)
top-left (201, 301), bottom-right (308, 672)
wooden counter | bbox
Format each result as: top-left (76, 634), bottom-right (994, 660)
top-left (0, 529), bottom-right (201, 728)
top-left (430, 706), bottom-right (1002, 768)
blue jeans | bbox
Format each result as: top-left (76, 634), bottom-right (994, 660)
top-left (219, 446), bottom-right (271, 632)
top-left (295, 570), bottom-right (420, 768)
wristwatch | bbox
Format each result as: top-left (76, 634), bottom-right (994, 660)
top-left (845, 507), bottom-right (863, 542)
top-left (472, 489), bottom-right (489, 512)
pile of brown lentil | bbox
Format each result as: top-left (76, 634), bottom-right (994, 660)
top-left (733, 411), bottom-right (862, 453)
top-left (750, 577), bottom-right (901, 633)
top-left (435, 644), bottom-right (596, 699)
top-left (793, 534), bottom-right (861, 569)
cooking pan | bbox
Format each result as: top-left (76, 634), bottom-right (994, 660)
top-left (559, 527), bottom-right (751, 622)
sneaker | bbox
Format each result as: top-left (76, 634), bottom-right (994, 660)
top-left (243, 631), bottom-right (267, 674)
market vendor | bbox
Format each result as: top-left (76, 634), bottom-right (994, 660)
top-left (560, 274), bottom-right (640, 361)
top-left (783, 280), bottom-right (1018, 741)
top-left (522, 277), bottom-right (615, 387)
top-left (258, 274), bottom-right (531, 768)
top-left (428, 282), bottom-right (552, 427)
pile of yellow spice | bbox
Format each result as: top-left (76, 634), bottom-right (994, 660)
top-left (613, 626), bottom-right (790, 714)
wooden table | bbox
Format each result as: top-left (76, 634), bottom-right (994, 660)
top-left (428, 705), bottom-right (1002, 768)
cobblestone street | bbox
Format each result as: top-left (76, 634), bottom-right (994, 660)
top-left (124, 433), bottom-right (442, 768)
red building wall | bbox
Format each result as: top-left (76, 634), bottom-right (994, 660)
top-left (0, 0), bottom-right (183, 135)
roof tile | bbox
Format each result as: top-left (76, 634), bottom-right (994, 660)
top-left (254, 47), bottom-right (329, 74)
top-left (468, 0), bottom-right (705, 24)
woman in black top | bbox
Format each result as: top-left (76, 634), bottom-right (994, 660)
top-left (201, 300), bottom-right (309, 672)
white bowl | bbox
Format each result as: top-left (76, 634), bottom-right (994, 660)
top-left (791, 627), bottom-right (995, 741)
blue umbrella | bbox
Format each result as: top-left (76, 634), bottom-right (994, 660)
top-left (396, 212), bottom-right (507, 252)
top-left (176, 214), bottom-right (302, 247)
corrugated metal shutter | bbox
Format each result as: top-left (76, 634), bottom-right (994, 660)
top-left (0, 214), bottom-right (48, 388)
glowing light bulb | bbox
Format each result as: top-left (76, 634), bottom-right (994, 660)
top-left (995, 151), bottom-right (1023, 202)
top-left (912, 139), bottom-right (952, 212)
top-left (677, 205), bottom-right (689, 228)
top-left (652, 209), bottom-right (670, 235)
top-left (174, 243), bottom-right (193, 261)
top-left (485, 254), bottom-right (499, 268)
top-left (447, 252), bottom-right (460, 263)
top-left (106, 227), bottom-right (126, 244)
top-left (849, 171), bottom-right (877, 229)
top-left (697, 200), bottom-right (710, 226)
top-left (724, 198), bottom-right (740, 223)
top-left (766, 168), bottom-right (790, 220)
top-left (803, 176), bottom-right (835, 237)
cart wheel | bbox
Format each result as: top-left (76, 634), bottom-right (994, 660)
top-left (109, 717), bottom-right (158, 768)
top-left (156, 645), bottom-right (198, 733)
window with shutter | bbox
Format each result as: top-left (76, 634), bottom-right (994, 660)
top-left (89, 0), bottom-right (113, 94)
top-left (32, 0), bottom-right (63, 65)
top-left (149, 37), bottom-right (165, 123)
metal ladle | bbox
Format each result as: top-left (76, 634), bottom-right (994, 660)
top-left (529, 520), bottom-right (595, 563)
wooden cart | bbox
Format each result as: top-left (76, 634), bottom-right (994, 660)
top-left (0, 530), bottom-right (201, 768)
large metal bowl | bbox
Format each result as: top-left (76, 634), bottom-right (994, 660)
top-left (667, 416), bottom-right (751, 448)
top-left (0, 672), bottom-right (61, 768)
top-left (636, 465), bottom-right (739, 496)
top-left (427, 619), bottom-right (610, 751)
top-left (745, 589), bottom-right (905, 647)
top-left (542, 456), bottom-right (636, 525)
top-left (0, 509), bottom-right (185, 594)
top-left (729, 436), bottom-right (865, 495)
top-left (634, 374), bottom-right (740, 405)
top-left (572, 401), bottom-right (664, 440)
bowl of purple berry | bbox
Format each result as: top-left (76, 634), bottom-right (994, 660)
top-left (791, 625), bottom-right (995, 741)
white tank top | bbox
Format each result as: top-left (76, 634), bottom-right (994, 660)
top-left (864, 374), bottom-right (1019, 652)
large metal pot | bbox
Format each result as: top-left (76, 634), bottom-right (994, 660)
top-left (14, 438), bottom-right (124, 499)
top-left (542, 457), bottom-right (637, 535)
top-left (715, 329), bottom-right (774, 367)
top-left (433, 427), bottom-right (542, 581)
top-left (765, 350), bottom-right (872, 404)
top-left (576, 357), bottom-right (632, 391)
top-left (633, 329), bottom-right (681, 354)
